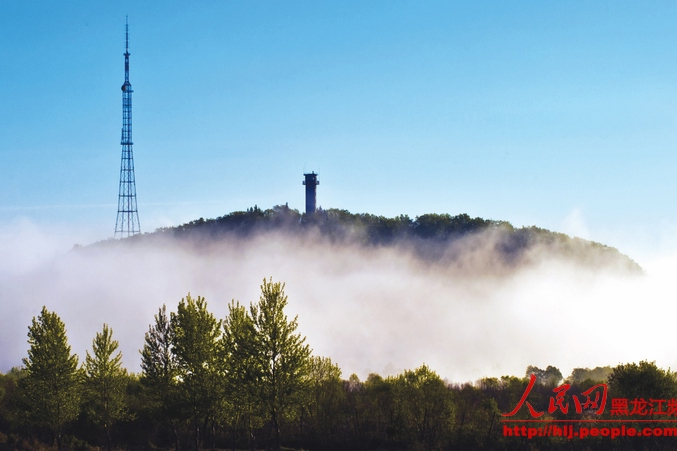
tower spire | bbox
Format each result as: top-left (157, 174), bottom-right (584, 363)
top-left (115, 17), bottom-right (140, 238)
top-left (124, 16), bottom-right (130, 83)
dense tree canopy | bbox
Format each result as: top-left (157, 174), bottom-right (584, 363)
top-left (2, 283), bottom-right (672, 450)
top-left (608, 360), bottom-right (677, 401)
top-left (104, 205), bottom-right (641, 274)
top-left (20, 307), bottom-right (80, 450)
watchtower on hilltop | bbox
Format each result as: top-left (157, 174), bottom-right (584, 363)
top-left (303, 172), bottom-right (319, 215)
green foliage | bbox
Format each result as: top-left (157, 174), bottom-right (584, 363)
top-left (141, 305), bottom-right (176, 390)
top-left (10, 282), bottom-right (677, 450)
top-left (83, 324), bottom-right (128, 451)
top-left (220, 299), bottom-right (263, 448)
top-left (132, 204), bottom-right (643, 273)
top-left (608, 360), bottom-right (677, 400)
top-left (604, 361), bottom-right (677, 449)
top-left (393, 364), bottom-right (455, 450)
top-left (568, 366), bottom-right (613, 384)
top-left (305, 356), bottom-right (344, 444)
top-left (413, 213), bottom-right (492, 239)
top-left (20, 307), bottom-right (80, 450)
top-left (250, 278), bottom-right (312, 450)
top-left (140, 304), bottom-right (180, 447)
top-left (308, 356), bottom-right (342, 383)
top-left (170, 293), bottom-right (222, 448)
top-left (452, 381), bottom-right (504, 449)
top-left (0, 367), bottom-right (24, 440)
top-left (525, 365), bottom-right (563, 387)
top-left (362, 373), bottom-right (396, 443)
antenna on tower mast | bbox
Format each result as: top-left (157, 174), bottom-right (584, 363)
top-left (115, 17), bottom-right (140, 238)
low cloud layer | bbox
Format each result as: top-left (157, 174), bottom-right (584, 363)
top-left (0, 220), bottom-right (672, 383)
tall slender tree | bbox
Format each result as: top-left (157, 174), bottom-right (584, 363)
top-left (250, 278), bottom-right (311, 450)
top-left (221, 300), bottom-right (263, 450)
top-left (170, 294), bottom-right (222, 450)
top-left (20, 307), bottom-right (80, 450)
top-left (83, 324), bottom-right (128, 451)
top-left (140, 304), bottom-right (180, 450)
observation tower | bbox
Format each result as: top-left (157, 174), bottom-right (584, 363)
top-left (303, 172), bottom-right (319, 215)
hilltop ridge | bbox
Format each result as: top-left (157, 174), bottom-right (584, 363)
top-left (97, 205), bottom-right (642, 275)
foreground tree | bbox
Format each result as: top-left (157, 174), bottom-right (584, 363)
top-left (394, 364), bottom-right (455, 450)
top-left (0, 367), bottom-right (24, 437)
top-left (20, 307), bottom-right (80, 450)
top-left (140, 304), bottom-right (180, 449)
top-left (305, 356), bottom-right (344, 446)
top-left (607, 361), bottom-right (677, 450)
top-left (83, 324), bottom-right (128, 451)
top-left (141, 306), bottom-right (175, 390)
top-left (608, 360), bottom-right (677, 402)
top-left (221, 300), bottom-right (263, 449)
top-left (250, 278), bottom-right (312, 450)
top-left (171, 294), bottom-right (222, 450)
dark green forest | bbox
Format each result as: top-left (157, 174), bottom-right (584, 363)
top-left (1, 278), bottom-right (674, 451)
top-left (96, 206), bottom-right (642, 274)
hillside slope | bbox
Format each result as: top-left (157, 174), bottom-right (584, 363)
top-left (102, 205), bottom-right (642, 275)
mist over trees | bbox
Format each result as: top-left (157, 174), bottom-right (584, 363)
top-left (96, 205), bottom-right (642, 274)
top-left (1, 278), bottom-right (676, 450)
top-left (0, 207), bottom-right (659, 449)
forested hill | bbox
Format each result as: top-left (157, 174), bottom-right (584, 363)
top-left (108, 205), bottom-right (642, 274)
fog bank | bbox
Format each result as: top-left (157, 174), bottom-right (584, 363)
top-left (0, 221), bottom-right (670, 383)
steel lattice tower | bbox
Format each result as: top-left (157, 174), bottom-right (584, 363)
top-left (115, 18), bottom-right (140, 238)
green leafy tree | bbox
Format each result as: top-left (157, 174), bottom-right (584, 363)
top-left (362, 373), bottom-right (396, 444)
top-left (394, 364), bottom-right (454, 450)
top-left (608, 360), bottom-right (677, 402)
top-left (20, 307), bottom-right (80, 450)
top-left (250, 278), bottom-right (312, 450)
top-left (452, 380), bottom-right (501, 448)
top-left (141, 305), bottom-right (175, 390)
top-left (607, 361), bottom-right (677, 449)
top-left (525, 365), bottom-right (563, 387)
top-left (0, 367), bottom-right (25, 442)
top-left (568, 366), bottom-right (613, 385)
top-left (343, 373), bottom-right (368, 445)
top-left (305, 356), bottom-right (344, 446)
top-left (170, 293), bottom-right (222, 450)
top-left (221, 300), bottom-right (263, 450)
top-left (140, 304), bottom-right (180, 450)
top-left (83, 324), bottom-right (129, 451)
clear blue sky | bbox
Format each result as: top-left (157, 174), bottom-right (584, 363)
top-left (2, 1), bottom-right (676, 258)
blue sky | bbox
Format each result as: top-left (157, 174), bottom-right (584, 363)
top-left (2, 1), bottom-right (677, 258)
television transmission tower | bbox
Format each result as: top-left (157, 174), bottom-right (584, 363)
top-left (115, 18), bottom-right (140, 238)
